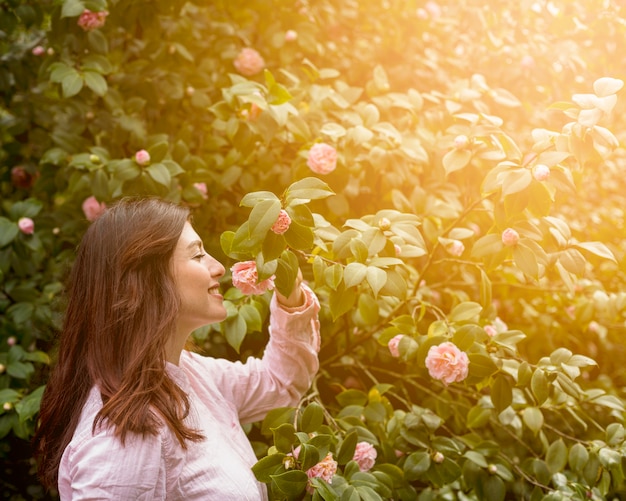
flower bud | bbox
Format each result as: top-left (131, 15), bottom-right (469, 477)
top-left (3, 402), bottom-right (12, 411)
top-left (432, 451), bottom-right (445, 463)
top-left (285, 30), bottom-right (298, 42)
top-left (32, 46), bottom-right (45, 56)
top-left (487, 464), bottom-right (498, 474)
top-left (453, 135), bottom-right (469, 149)
top-left (0, 364), bottom-right (5, 373)
top-left (378, 217), bottom-right (391, 231)
top-left (446, 239), bottom-right (465, 257)
top-left (18, 218), bottom-right (34, 235)
top-left (532, 164), bottom-right (550, 181)
top-left (7, 336), bottom-right (17, 346)
top-left (501, 228), bottom-right (519, 246)
top-left (135, 149), bottom-right (150, 166)
top-left (89, 154), bottom-right (101, 164)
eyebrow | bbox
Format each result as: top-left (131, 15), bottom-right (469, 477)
top-left (186, 239), bottom-right (203, 251)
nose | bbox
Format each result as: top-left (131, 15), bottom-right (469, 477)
top-left (208, 255), bottom-right (225, 278)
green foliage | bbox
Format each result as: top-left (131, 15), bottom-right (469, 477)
top-left (4, 0), bottom-right (626, 499)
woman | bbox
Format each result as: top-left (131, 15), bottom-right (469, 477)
top-left (33, 197), bottom-right (321, 500)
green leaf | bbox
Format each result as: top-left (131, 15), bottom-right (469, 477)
top-left (274, 250), bottom-right (299, 298)
top-left (146, 163), bottom-right (171, 187)
top-left (337, 431), bottom-right (359, 465)
top-left (283, 220), bottom-right (314, 251)
top-left (300, 402), bottom-right (325, 434)
top-left (15, 386), bottom-right (45, 423)
top-left (324, 264), bottom-right (343, 290)
top-left (252, 453), bottom-right (285, 483)
top-left (248, 199), bottom-right (281, 243)
top-left (84, 71), bottom-right (107, 96)
top-left (329, 286), bottom-right (357, 321)
top-left (239, 303), bottom-right (262, 332)
top-left (366, 267), bottom-right (387, 298)
top-left (568, 443), bottom-right (589, 472)
top-left (148, 141), bottom-right (169, 164)
top-left (404, 451), bottom-right (430, 481)
top-left (573, 241), bottom-right (617, 263)
top-left (467, 353), bottom-right (497, 379)
top-left (449, 302), bottom-right (482, 323)
top-left (61, 0), bottom-right (85, 18)
top-left (240, 191), bottom-right (280, 207)
top-left (523, 407), bottom-right (544, 435)
top-left (442, 148), bottom-right (472, 175)
top-left (299, 442), bottom-right (321, 471)
top-left (272, 423), bottom-right (296, 453)
top-left (500, 168), bottom-right (532, 197)
top-left (223, 314), bottom-right (247, 353)
top-left (513, 242), bottom-right (539, 278)
top-left (531, 369), bottom-right (549, 406)
top-left (491, 374), bottom-right (513, 412)
top-left (0, 218), bottom-right (18, 247)
top-left (62, 71), bottom-right (84, 98)
top-left (270, 470), bottom-right (308, 496)
top-left (344, 262), bottom-right (367, 288)
top-left (285, 177), bottom-right (334, 205)
top-left (546, 439), bottom-right (568, 474)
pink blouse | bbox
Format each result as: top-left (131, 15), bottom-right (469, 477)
top-left (58, 285), bottom-right (320, 500)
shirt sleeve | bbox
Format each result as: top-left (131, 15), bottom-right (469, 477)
top-left (59, 425), bottom-right (169, 500)
top-left (184, 283), bottom-right (321, 424)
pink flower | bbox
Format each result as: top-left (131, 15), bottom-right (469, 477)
top-left (231, 261), bottom-right (275, 295)
top-left (446, 239), bottom-right (465, 257)
top-left (484, 325), bottom-right (497, 337)
top-left (306, 452), bottom-right (337, 490)
top-left (501, 228), bottom-right (520, 246)
top-left (432, 451), bottom-right (445, 463)
top-left (271, 210), bottom-right (291, 234)
top-left (532, 164), bottom-right (550, 181)
top-left (18, 217), bottom-right (34, 235)
top-left (285, 30), bottom-right (298, 42)
top-left (388, 334), bottom-right (404, 357)
top-left (394, 244), bottom-right (402, 256)
top-left (82, 196), bottom-right (107, 221)
top-left (77, 9), bottom-right (108, 31)
top-left (233, 48), bottom-right (265, 77)
top-left (378, 217), bottom-right (391, 231)
top-left (135, 149), bottom-right (150, 166)
top-left (485, 317), bottom-right (507, 337)
top-left (307, 143), bottom-right (337, 175)
top-left (11, 166), bottom-right (36, 189)
top-left (194, 182), bottom-right (208, 199)
top-left (453, 135), bottom-right (469, 149)
top-left (425, 342), bottom-right (470, 384)
top-left (353, 442), bottom-right (377, 472)
top-left (32, 46), bottom-right (45, 56)
top-left (520, 55), bottom-right (536, 69)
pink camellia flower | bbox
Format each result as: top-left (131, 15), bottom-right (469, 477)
top-left (193, 182), bottom-right (208, 200)
top-left (18, 217), bottom-right (34, 235)
top-left (285, 30), bottom-right (298, 42)
top-left (532, 164), bottom-right (550, 181)
top-left (82, 196), bottom-right (107, 221)
top-left (446, 239), bottom-right (465, 257)
top-left (388, 334), bottom-right (404, 357)
top-left (135, 149), bottom-right (150, 166)
top-left (425, 341), bottom-right (470, 384)
top-left (306, 452), bottom-right (338, 491)
top-left (501, 228), bottom-right (520, 247)
top-left (231, 260), bottom-right (275, 295)
top-left (11, 166), bottom-right (36, 189)
top-left (271, 209), bottom-right (291, 235)
top-left (233, 48), bottom-right (265, 77)
top-left (77, 9), bottom-right (108, 31)
top-left (353, 442), bottom-right (377, 472)
top-left (307, 143), bottom-right (337, 175)
top-left (32, 46), bottom-right (45, 56)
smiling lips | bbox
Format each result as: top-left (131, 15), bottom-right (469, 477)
top-left (208, 286), bottom-right (221, 295)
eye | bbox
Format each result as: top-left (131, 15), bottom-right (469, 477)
top-left (193, 252), bottom-right (207, 261)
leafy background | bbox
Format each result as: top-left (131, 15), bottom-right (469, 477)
top-left (2, 0), bottom-right (626, 499)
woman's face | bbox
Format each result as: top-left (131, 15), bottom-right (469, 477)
top-left (171, 222), bottom-right (227, 336)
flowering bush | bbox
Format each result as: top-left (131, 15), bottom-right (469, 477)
top-left (3, 0), bottom-right (626, 499)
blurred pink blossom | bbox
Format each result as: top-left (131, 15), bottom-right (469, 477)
top-left (388, 334), bottom-right (404, 357)
top-left (453, 135), bottom-right (469, 149)
top-left (233, 48), bottom-right (265, 77)
top-left (501, 228), bottom-right (520, 246)
top-left (77, 9), bottom-right (108, 31)
top-left (82, 196), bottom-right (107, 221)
top-left (193, 182), bottom-right (208, 199)
top-left (353, 442), bottom-right (377, 472)
top-left (231, 261), bottom-right (275, 295)
top-left (446, 239), bottom-right (465, 257)
top-left (32, 46), bottom-right (45, 56)
top-left (532, 164), bottom-right (550, 181)
top-left (135, 149), bottom-right (150, 166)
top-left (425, 342), bottom-right (469, 384)
top-left (285, 30), bottom-right (298, 42)
top-left (271, 210), bottom-right (291, 234)
top-left (18, 217), bottom-right (34, 235)
top-left (307, 143), bottom-right (337, 175)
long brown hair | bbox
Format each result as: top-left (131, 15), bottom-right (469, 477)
top-left (34, 197), bottom-right (203, 489)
